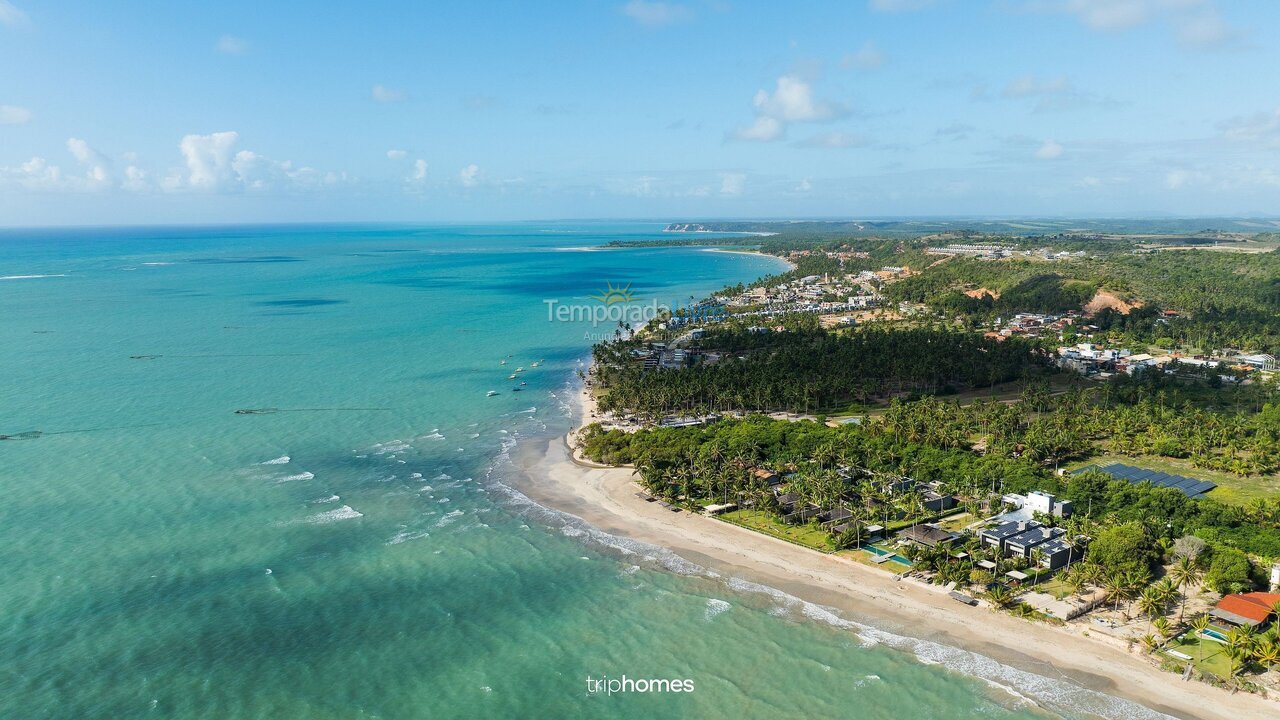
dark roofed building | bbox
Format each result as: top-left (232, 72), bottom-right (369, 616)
top-left (898, 523), bottom-right (956, 547)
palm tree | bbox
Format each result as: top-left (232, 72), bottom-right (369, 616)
top-left (1191, 614), bottom-right (1211, 636)
top-left (1170, 555), bottom-right (1202, 623)
top-left (984, 585), bottom-right (1015, 609)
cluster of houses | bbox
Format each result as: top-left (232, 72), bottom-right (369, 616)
top-left (924, 244), bottom-right (1089, 260)
top-left (1056, 342), bottom-right (1276, 379)
top-left (719, 272), bottom-right (882, 315)
top-left (984, 311), bottom-right (1089, 341)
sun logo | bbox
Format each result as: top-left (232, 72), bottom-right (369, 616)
top-left (589, 281), bottom-right (637, 305)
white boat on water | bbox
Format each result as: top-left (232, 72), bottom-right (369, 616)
top-left (486, 390), bottom-right (499, 396)
top-left (530, 361), bottom-right (540, 368)
top-left (515, 367), bottom-right (524, 372)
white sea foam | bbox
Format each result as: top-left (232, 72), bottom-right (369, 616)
top-left (386, 529), bottom-right (431, 545)
top-left (261, 455), bottom-right (291, 465)
top-left (704, 598), bottom-right (732, 621)
top-left (424, 432), bottom-right (445, 440)
top-left (433, 472), bottom-right (452, 481)
top-left (371, 440), bottom-right (411, 454)
top-left (276, 471), bottom-right (314, 483)
top-left (312, 494), bottom-right (340, 504)
top-left (1, 274), bottom-right (67, 280)
top-left (305, 505), bottom-right (363, 524)
top-left (434, 509), bottom-right (465, 527)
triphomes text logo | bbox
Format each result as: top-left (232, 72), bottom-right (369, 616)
top-left (585, 674), bottom-right (695, 696)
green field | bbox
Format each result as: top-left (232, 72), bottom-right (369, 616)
top-left (719, 509), bottom-right (833, 552)
top-left (1163, 635), bottom-right (1233, 679)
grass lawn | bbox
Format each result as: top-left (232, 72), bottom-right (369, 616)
top-left (1065, 453), bottom-right (1280, 506)
top-left (1035, 576), bottom-right (1076, 600)
top-left (719, 509), bottom-right (832, 552)
top-left (1164, 635), bottom-right (1233, 679)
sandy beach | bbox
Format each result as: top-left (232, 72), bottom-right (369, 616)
top-left (510, 386), bottom-right (1276, 720)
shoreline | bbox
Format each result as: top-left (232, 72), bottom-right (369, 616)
top-left (509, 384), bottom-right (1276, 720)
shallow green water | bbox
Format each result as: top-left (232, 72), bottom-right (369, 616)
top-left (0, 224), bottom-right (1163, 719)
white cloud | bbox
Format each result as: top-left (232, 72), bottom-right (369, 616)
top-left (842, 41), bottom-right (886, 70)
top-left (0, 1), bottom-right (28, 27)
top-left (730, 75), bottom-right (844, 142)
top-left (173, 131), bottom-right (339, 192)
top-left (1035, 139), bottom-right (1064, 159)
top-left (215, 35), bottom-right (249, 55)
top-left (2, 157), bottom-right (61, 190)
top-left (0, 104), bottom-right (32, 124)
top-left (179, 131), bottom-right (239, 189)
top-left (459, 164), bottom-right (480, 187)
top-left (411, 159), bottom-right (428, 181)
top-left (718, 172), bottom-right (745, 196)
top-left (621, 1), bottom-right (692, 27)
top-left (386, 149), bottom-right (408, 160)
top-left (122, 165), bottom-right (148, 192)
top-left (66, 138), bottom-right (110, 187)
top-left (796, 178), bottom-right (812, 192)
top-left (869, 0), bottom-right (933, 11)
top-left (371, 84), bottom-right (405, 103)
top-left (732, 116), bottom-right (784, 141)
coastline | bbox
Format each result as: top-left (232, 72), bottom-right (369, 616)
top-left (509, 384), bottom-right (1276, 720)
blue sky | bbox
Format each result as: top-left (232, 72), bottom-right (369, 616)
top-left (2, 0), bottom-right (1280, 225)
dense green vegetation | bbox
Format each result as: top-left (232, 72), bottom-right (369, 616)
top-left (592, 328), bottom-right (1047, 418)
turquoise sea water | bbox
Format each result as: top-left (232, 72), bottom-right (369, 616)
top-left (0, 224), bottom-right (1160, 719)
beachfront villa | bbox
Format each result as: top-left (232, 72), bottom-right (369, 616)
top-left (898, 523), bottom-right (956, 548)
top-left (1209, 592), bottom-right (1280, 630)
top-left (979, 520), bottom-right (1080, 570)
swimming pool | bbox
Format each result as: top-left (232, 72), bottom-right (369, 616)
top-left (864, 544), bottom-right (913, 567)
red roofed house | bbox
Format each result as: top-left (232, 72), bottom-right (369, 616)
top-left (1209, 592), bottom-right (1280, 629)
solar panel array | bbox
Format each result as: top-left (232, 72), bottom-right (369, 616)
top-left (1071, 463), bottom-right (1216, 498)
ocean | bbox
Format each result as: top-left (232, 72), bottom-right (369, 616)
top-left (0, 223), bottom-right (1161, 719)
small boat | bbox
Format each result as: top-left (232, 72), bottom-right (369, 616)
top-left (512, 387), bottom-right (522, 392)
top-left (500, 360), bottom-right (506, 365)
top-left (515, 367), bottom-right (524, 372)
top-left (508, 374), bottom-right (516, 380)
top-left (486, 390), bottom-right (499, 397)
top-left (530, 361), bottom-right (541, 368)
top-left (520, 381), bottom-right (527, 386)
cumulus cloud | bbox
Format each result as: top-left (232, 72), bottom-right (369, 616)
top-left (386, 149), bottom-right (408, 160)
top-left (718, 172), bottom-right (746, 197)
top-left (122, 165), bottom-right (149, 192)
top-left (411, 159), bottom-right (428, 181)
top-left (215, 35), bottom-right (249, 55)
top-left (371, 84), bottom-right (405, 103)
top-left (0, 104), bottom-right (32, 124)
top-left (842, 41), bottom-right (886, 70)
top-left (869, 0), bottom-right (933, 11)
top-left (174, 131), bottom-right (339, 192)
top-left (66, 138), bottom-right (110, 187)
top-left (1035, 140), bottom-right (1064, 159)
top-left (621, 1), bottom-right (693, 27)
top-left (459, 163), bottom-right (480, 187)
top-left (0, 1), bottom-right (28, 27)
top-left (730, 75), bottom-right (845, 142)
top-left (179, 132), bottom-right (239, 189)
